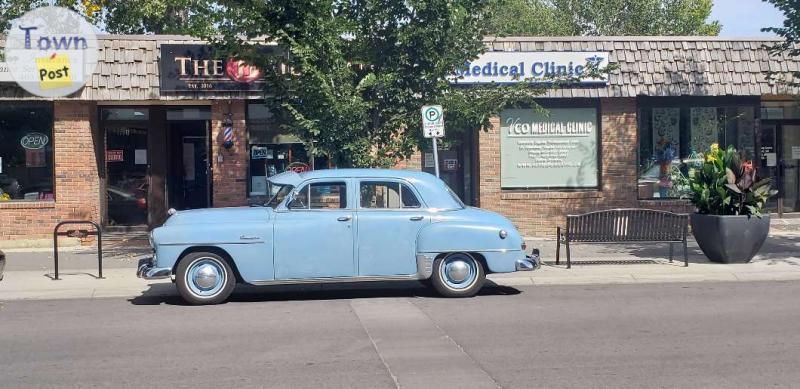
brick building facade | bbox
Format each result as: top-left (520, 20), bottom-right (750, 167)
top-left (2, 35), bottom-right (800, 240)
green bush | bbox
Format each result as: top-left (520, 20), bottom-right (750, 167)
top-left (681, 144), bottom-right (776, 216)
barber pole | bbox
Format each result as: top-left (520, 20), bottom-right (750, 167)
top-left (223, 125), bottom-right (234, 149)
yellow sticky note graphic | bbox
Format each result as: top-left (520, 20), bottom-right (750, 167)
top-left (36, 54), bottom-right (72, 90)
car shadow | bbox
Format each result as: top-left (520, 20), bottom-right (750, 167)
top-left (128, 279), bottom-right (521, 306)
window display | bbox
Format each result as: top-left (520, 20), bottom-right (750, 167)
top-left (0, 104), bottom-right (54, 202)
top-left (638, 102), bottom-right (756, 199)
top-left (247, 103), bottom-right (329, 197)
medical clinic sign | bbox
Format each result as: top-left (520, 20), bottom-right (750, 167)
top-left (500, 108), bottom-right (599, 189)
top-left (3, 6), bottom-right (99, 97)
top-left (451, 51), bottom-right (609, 84)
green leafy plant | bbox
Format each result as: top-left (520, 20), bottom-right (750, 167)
top-left (682, 144), bottom-right (777, 216)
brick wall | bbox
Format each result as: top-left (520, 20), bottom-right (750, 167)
top-left (211, 100), bottom-right (248, 207)
top-left (478, 97), bottom-right (691, 237)
top-left (0, 101), bottom-right (101, 240)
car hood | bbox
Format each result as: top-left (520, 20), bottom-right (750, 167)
top-left (164, 207), bottom-right (270, 226)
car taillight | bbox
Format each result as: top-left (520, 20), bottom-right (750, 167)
top-left (521, 242), bottom-right (527, 251)
top-left (137, 197), bottom-right (147, 209)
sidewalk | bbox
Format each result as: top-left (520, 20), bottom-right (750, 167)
top-left (1, 232), bottom-right (798, 301)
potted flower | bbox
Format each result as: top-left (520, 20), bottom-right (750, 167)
top-left (654, 141), bottom-right (677, 197)
top-left (682, 144), bottom-right (777, 263)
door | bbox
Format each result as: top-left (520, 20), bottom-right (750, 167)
top-left (105, 125), bottom-right (149, 226)
top-left (273, 180), bottom-right (355, 279)
top-left (168, 121), bottom-right (210, 211)
top-left (356, 180), bottom-right (430, 276)
top-left (781, 124), bottom-right (800, 212)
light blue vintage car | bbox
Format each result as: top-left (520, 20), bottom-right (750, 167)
top-left (138, 169), bottom-right (539, 304)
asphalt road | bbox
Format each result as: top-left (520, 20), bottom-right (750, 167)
top-left (1, 281), bottom-right (799, 388)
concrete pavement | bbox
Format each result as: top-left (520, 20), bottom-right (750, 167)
top-left (1, 282), bottom-right (799, 388)
top-left (1, 232), bottom-right (799, 301)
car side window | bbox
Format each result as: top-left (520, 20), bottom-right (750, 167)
top-left (290, 182), bottom-right (347, 210)
top-left (400, 184), bottom-right (421, 208)
top-left (360, 181), bottom-right (421, 209)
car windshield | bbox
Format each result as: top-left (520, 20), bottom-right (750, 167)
top-left (266, 182), bottom-right (294, 209)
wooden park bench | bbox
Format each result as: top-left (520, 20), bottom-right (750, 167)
top-left (556, 209), bottom-right (689, 269)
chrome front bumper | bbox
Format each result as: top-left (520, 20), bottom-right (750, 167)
top-left (515, 252), bottom-right (541, 271)
top-left (137, 257), bottom-right (172, 279)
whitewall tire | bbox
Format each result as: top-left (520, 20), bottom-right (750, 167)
top-left (176, 252), bottom-right (236, 305)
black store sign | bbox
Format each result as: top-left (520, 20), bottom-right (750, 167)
top-left (159, 44), bottom-right (279, 92)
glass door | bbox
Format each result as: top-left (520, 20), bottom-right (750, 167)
top-left (780, 124), bottom-right (800, 213)
top-left (105, 125), bottom-right (149, 225)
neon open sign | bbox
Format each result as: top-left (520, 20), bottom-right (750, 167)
top-left (20, 132), bottom-right (50, 149)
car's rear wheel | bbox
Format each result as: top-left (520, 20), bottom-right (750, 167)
top-left (176, 252), bottom-right (235, 305)
top-left (430, 252), bottom-right (485, 298)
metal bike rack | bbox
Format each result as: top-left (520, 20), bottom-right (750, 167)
top-left (53, 221), bottom-right (103, 280)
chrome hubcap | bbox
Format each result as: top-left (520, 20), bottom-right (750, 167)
top-left (193, 264), bottom-right (220, 289)
top-left (186, 258), bottom-right (226, 297)
top-left (440, 254), bottom-right (478, 290)
top-left (446, 260), bottom-right (470, 283)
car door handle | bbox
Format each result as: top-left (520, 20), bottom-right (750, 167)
top-left (337, 216), bottom-right (352, 222)
top-left (409, 216), bottom-right (424, 221)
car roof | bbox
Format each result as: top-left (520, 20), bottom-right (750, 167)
top-left (270, 168), bottom-right (436, 183)
top-left (268, 168), bottom-right (463, 210)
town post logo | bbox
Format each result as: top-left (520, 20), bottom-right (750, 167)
top-left (4, 6), bottom-right (99, 97)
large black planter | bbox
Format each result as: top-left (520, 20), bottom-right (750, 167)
top-left (690, 213), bottom-right (771, 263)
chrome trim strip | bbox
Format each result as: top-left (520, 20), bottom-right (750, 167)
top-left (158, 241), bottom-right (264, 246)
top-left (418, 248), bottom-right (522, 254)
top-left (249, 274), bottom-right (421, 286)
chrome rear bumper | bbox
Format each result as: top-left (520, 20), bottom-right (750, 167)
top-left (515, 252), bottom-right (541, 271)
top-left (137, 257), bottom-right (171, 279)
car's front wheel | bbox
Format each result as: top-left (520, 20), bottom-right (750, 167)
top-left (430, 252), bottom-right (485, 298)
top-left (176, 252), bottom-right (236, 305)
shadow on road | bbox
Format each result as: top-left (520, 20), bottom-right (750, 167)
top-left (128, 280), bottom-right (521, 306)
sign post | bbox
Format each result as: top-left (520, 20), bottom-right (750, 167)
top-left (422, 105), bottom-right (444, 178)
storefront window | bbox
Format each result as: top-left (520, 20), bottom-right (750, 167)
top-left (247, 103), bottom-right (327, 197)
top-left (0, 104), bottom-right (54, 202)
top-left (638, 102), bottom-right (756, 199)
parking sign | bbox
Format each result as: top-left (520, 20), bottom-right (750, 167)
top-left (422, 105), bottom-right (444, 138)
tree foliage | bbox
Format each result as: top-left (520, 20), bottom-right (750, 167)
top-left (486, 0), bottom-right (721, 36)
top-left (100, 0), bottom-right (218, 35)
top-left (764, 0), bottom-right (800, 86)
top-left (206, 0), bottom-right (554, 167)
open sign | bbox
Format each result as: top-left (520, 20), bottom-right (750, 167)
top-left (20, 132), bottom-right (50, 149)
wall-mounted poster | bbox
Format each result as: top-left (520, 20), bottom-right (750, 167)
top-left (652, 108), bottom-right (680, 161)
top-left (690, 107), bottom-right (719, 153)
top-left (500, 108), bottom-right (598, 188)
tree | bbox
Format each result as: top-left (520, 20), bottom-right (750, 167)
top-left (0, 0), bottom-right (217, 35)
top-left (764, 0), bottom-right (800, 86)
top-left (206, 0), bottom-right (551, 167)
top-left (100, 0), bottom-right (218, 35)
top-left (486, 0), bottom-right (721, 36)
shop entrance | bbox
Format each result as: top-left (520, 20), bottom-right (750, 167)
top-left (101, 107), bottom-right (211, 228)
top-left (760, 121), bottom-right (800, 215)
top-left (420, 129), bottom-right (477, 206)
top-left (105, 124), bottom-right (149, 226)
top-left (167, 121), bottom-right (210, 211)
